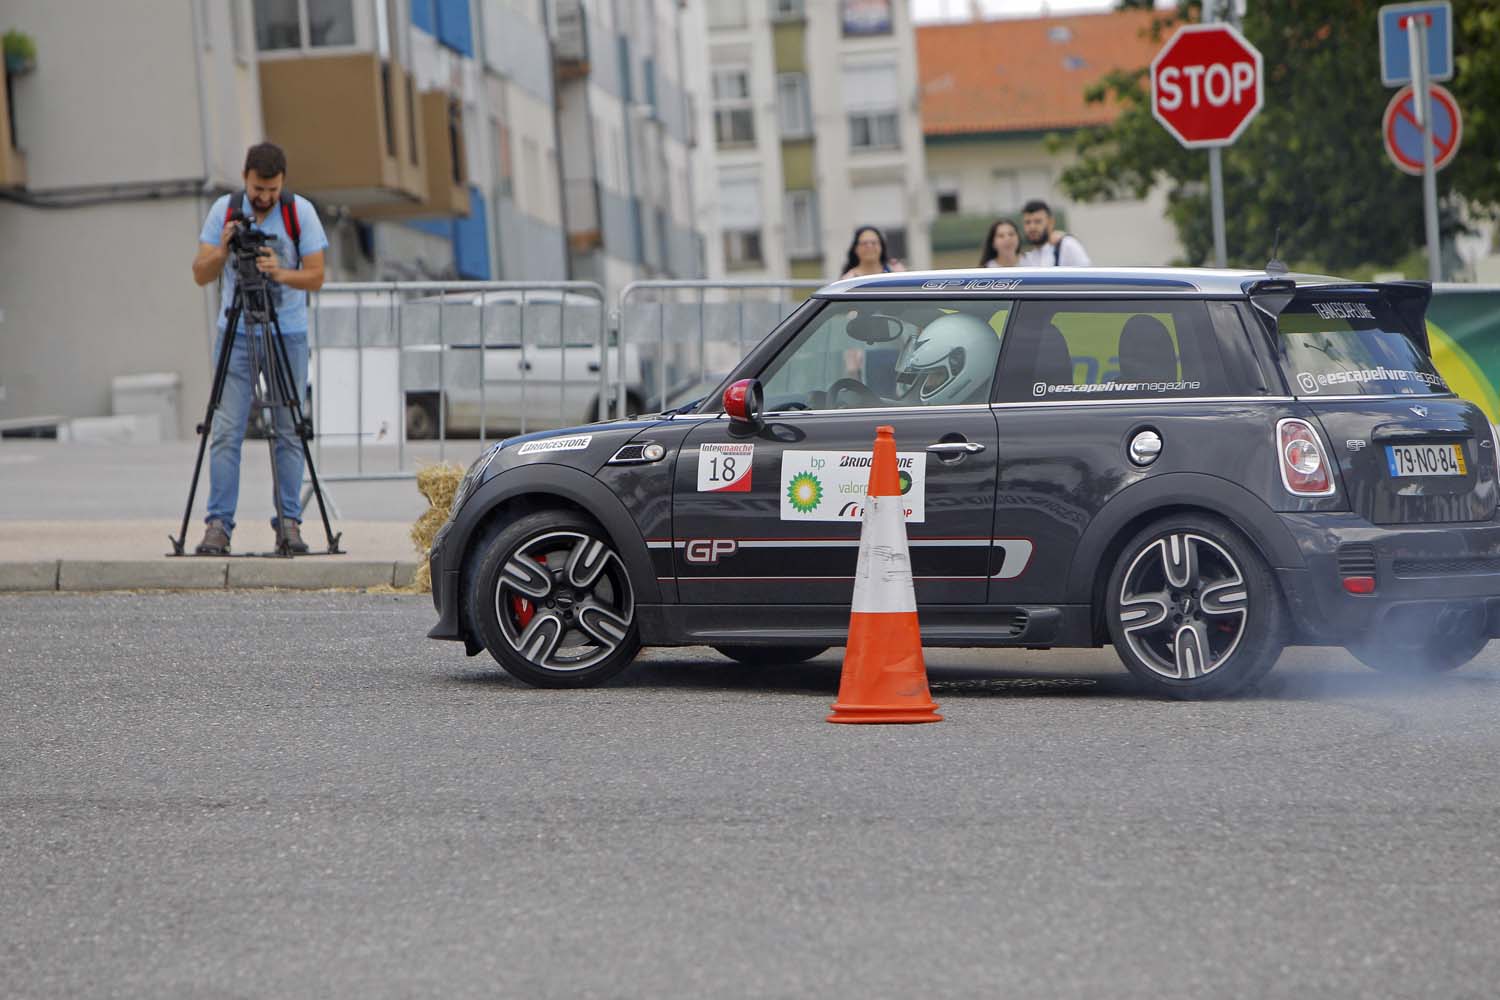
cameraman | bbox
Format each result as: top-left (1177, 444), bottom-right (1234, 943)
top-left (191, 142), bottom-right (327, 555)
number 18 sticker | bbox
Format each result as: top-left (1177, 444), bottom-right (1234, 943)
top-left (697, 442), bottom-right (754, 492)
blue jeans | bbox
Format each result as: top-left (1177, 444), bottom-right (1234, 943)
top-left (206, 328), bottom-right (309, 533)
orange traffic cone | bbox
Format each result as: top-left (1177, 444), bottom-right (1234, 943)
top-left (828, 425), bottom-right (942, 725)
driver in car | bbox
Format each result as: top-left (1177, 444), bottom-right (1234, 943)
top-left (834, 312), bottom-right (1001, 409)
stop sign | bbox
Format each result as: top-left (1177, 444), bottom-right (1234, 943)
top-left (1151, 23), bottom-right (1265, 148)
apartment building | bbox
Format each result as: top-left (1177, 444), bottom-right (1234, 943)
top-left (0, 0), bottom-right (706, 435)
top-left (552, 0), bottom-right (704, 292)
top-left (917, 9), bottom-right (1183, 268)
top-left (701, 0), bottom-right (930, 282)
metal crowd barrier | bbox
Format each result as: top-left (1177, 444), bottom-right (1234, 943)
top-left (612, 280), bottom-right (824, 420)
top-left (307, 280), bottom-right (607, 483)
top-left (302, 279), bottom-right (825, 486)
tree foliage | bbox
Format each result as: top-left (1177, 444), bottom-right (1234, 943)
top-left (1058, 0), bottom-right (1500, 271)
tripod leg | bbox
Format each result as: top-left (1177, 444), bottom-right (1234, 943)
top-left (172, 303), bottom-right (242, 555)
top-left (268, 315), bottom-right (341, 554)
top-left (250, 326), bottom-right (291, 556)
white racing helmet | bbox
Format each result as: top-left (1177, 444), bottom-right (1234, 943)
top-left (894, 313), bottom-right (1001, 406)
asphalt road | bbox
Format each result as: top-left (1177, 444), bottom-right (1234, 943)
top-left (3, 592), bottom-right (1499, 999)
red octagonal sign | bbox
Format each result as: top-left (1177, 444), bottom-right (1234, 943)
top-left (1151, 23), bottom-right (1265, 148)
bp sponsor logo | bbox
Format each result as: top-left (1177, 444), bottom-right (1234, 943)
top-left (780, 450), bottom-right (925, 522)
top-left (786, 472), bottom-right (823, 514)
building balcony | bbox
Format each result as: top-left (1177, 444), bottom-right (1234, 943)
top-left (258, 52), bottom-right (426, 206)
top-left (564, 177), bottom-right (602, 253)
top-left (0, 70), bottom-right (25, 189)
top-left (354, 91), bottom-right (470, 220)
top-left (553, 0), bottom-right (589, 82)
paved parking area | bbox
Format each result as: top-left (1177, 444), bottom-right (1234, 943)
top-left (4, 591), bottom-right (1499, 998)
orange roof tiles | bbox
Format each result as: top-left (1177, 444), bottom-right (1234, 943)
top-left (918, 9), bottom-right (1166, 137)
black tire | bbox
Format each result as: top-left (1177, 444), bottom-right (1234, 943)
top-left (406, 395), bottom-right (438, 440)
top-left (1105, 513), bottom-right (1284, 699)
top-left (466, 510), bottom-right (641, 688)
top-left (712, 645), bottom-right (829, 666)
top-left (1349, 631), bottom-right (1488, 674)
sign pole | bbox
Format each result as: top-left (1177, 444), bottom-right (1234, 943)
top-left (1410, 15), bottom-right (1442, 281)
top-left (1206, 3), bottom-right (1228, 267)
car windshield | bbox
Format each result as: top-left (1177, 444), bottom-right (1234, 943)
top-left (1277, 295), bottom-right (1449, 396)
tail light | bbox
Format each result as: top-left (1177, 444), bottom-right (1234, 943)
top-left (1277, 418), bottom-right (1336, 497)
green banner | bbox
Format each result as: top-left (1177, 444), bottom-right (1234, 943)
top-left (1428, 287), bottom-right (1500, 423)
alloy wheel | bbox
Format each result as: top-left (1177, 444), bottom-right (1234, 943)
top-left (493, 530), bottom-right (634, 673)
top-left (1117, 532), bottom-right (1249, 680)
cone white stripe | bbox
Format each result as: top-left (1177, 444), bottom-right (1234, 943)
top-left (851, 494), bottom-right (918, 614)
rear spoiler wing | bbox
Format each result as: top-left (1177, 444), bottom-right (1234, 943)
top-left (1244, 278), bottom-right (1434, 355)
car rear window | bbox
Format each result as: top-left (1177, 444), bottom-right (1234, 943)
top-left (1277, 295), bottom-right (1449, 397)
top-left (994, 299), bottom-right (1236, 402)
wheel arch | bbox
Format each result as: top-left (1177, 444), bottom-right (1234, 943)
top-left (1069, 473), bottom-right (1303, 641)
top-left (450, 463), bottom-right (661, 607)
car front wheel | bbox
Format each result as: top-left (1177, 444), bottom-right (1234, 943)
top-left (1105, 514), bottom-right (1284, 699)
top-left (467, 510), bottom-right (641, 688)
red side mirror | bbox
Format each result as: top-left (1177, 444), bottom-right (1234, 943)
top-left (723, 378), bottom-right (763, 427)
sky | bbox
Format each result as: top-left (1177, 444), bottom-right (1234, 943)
top-left (911, 0), bottom-right (1170, 24)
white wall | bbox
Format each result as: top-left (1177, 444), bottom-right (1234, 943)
top-left (6, 0), bottom-right (207, 190)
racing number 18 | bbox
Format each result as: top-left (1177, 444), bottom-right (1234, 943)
top-left (697, 443), bottom-right (754, 493)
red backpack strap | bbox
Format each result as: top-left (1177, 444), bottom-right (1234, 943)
top-left (224, 193), bottom-right (238, 226)
top-left (279, 191), bottom-right (301, 266)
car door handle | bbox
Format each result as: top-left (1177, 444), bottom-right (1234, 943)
top-left (926, 442), bottom-right (985, 455)
top-left (518, 360), bottom-right (532, 371)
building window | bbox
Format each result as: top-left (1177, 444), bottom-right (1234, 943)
top-left (934, 178), bottom-right (959, 215)
top-left (492, 117), bottom-right (513, 196)
top-left (713, 68), bottom-right (755, 146)
top-left (723, 230), bottom-right (763, 268)
top-left (771, 0), bottom-right (805, 20)
top-left (719, 169), bottom-right (763, 268)
top-left (841, 0), bottom-right (892, 36)
top-left (253, 0), bottom-right (355, 51)
top-left (708, 0), bottom-right (748, 30)
top-left (776, 74), bottom-right (811, 139)
top-left (784, 190), bottom-right (819, 259)
top-left (842, 63), bottom-right (900, 151)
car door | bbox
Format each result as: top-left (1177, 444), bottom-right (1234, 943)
top-left (671, 297), bottom-right (1008, 606)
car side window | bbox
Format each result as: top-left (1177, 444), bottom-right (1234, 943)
top-left (759, 299), bottom-right (1011, 411)
top-left (993, 299), bottom-right (1239, 402)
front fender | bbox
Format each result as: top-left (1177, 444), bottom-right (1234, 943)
top-left (448, 461), bottom-right (661, 604)
top-left (1065, 472), bottom-right (1305, 605)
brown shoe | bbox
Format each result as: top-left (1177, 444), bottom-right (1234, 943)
top-left (195, 518), bottom-right (231, 555)
top-left (277, 519), bottom-right (310, 555)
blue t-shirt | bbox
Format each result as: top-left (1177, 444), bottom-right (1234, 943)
top-left (199, 193), bottom-right (329, 334)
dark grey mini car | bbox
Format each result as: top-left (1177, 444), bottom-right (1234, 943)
top-left (427, 267), bottom-right (1500, 698)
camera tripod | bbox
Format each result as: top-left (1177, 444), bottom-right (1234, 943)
top-left (169, 273), bottom-right (342, 558)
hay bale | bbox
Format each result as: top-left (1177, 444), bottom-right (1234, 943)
top-left (409, 461), bottom-right (465, 593)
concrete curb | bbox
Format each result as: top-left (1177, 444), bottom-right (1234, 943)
top-left (0, 559), bottom-right (420, 593)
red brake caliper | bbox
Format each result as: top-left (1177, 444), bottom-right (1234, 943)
top-left (512, 555), bottom-right (546, 628)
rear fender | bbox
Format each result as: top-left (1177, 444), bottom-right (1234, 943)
top-left (1066, 472), bottom-right (1306, 606)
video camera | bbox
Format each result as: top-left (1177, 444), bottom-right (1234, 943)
top-left (224, 204), bottom-right (279, 291)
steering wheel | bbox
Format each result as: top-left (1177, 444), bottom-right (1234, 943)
top-left (828, 377), bottom-right (884, 409)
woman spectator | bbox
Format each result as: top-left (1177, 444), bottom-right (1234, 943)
top-left (979, 218), bottom-right (1022, 268)
top-left (840, 226), bottom-right (906, 279)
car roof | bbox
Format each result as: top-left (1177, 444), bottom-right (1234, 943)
top-left (817, 266), bottom-right (1357, 298)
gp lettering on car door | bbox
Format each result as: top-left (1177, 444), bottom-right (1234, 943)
top-left (668, 298), bottom-right (1011, 605)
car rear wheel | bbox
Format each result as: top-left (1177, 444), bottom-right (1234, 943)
top-left (712, 645), bottom-right (828, 666)
top-left (467, 510), bottom-right (641, 688)
top-left (1349, 629), bottom-right (1488, 675)
top-left (1105, 514), bottom-right (1284, 699)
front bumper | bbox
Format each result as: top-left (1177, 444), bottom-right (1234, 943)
top-left (1276, 512), bottom-right (1500, 645)
top-left (426, 520), bottom-right (465, 642)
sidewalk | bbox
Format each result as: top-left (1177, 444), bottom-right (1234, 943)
top-left (0, 440), bottom-right (460, 593)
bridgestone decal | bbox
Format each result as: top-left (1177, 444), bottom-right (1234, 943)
top-left (516, 434), bottom-right (593, 455)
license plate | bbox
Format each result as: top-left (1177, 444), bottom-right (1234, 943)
top-left (1386, 443), bottom-right (1467, 477)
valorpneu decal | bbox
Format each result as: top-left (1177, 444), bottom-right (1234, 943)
top-left (780, 450), bottom-right (926, 522)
